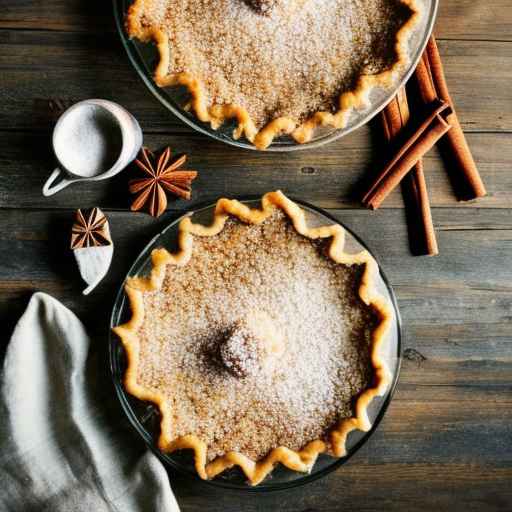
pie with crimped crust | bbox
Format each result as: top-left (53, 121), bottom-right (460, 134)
top-left (113, 191), bottom-right (393, 485)
top-left (125, 0), bottom-right (422, 149)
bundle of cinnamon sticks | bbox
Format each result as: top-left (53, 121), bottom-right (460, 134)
top-left (362, 36), bottom-right (486, 256)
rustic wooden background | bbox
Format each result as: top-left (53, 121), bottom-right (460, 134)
top-left (1, 1), bottom-right (511, 510)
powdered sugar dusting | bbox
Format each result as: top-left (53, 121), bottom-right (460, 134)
top-left (135, 0), bottom-right (413, 128)
top-left (220, 319), bottom-right (268, 378)
top-left (137, 211), bottom-right (377, 461)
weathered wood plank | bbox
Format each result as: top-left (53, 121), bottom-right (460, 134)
top-left (0, 130), bottom-right (510, 209)
top-left (0, 31), bottom-right (510, 134)
top-left (395, 384), bottom-right (512, 403)
top-left (436, 1), bottom-right (512, 41)
top-left (435, 40), bottom-right (512, 132)
top-left (3, 0), bottom-right (512, 43)
top-left (1, 1), bottom-right (111, 32)
top-left (366, 400), bottom-right (512, 464)
top-left (170, 463), bottom-right (512, 512)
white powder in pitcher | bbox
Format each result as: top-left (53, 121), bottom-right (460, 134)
top-left (54, 104), bottom-right (123, 177)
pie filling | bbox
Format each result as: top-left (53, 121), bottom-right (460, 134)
top-left (127, 0), bottom-right (422, 147)
top-left (114, 192), bottom-right (392, 484)
top-left (136, 212), bottom-right (377, 462)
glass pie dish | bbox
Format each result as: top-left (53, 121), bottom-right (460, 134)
top-left (113, 0), bottom-right (437, 151)
top-left (109, 199), bottom-right (403, 490)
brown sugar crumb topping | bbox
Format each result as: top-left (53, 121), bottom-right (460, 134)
top-left (135, 0), bottom-right (414, 129)
top-left (136, 211), bottom-right (378, 462)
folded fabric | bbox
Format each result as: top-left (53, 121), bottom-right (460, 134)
top-left (0, 292), bottom-right (180, 512)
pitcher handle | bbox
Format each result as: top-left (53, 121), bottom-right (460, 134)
top-left (42, 168), bottom-right (73, 196)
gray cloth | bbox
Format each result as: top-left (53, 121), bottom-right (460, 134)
top-left (0, 292), bottom-right (180, 512)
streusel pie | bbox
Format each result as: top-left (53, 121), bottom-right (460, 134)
top-left (126, 0), bottom-right (422, 148)
top-left (113, 191), bottom-right (393, 485)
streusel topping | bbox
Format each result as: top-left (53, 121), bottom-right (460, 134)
top-left (133, 0), bottom-right (413, 128)
top-left (136, 210), bottom-right (378, 462)
top-left (219, 313), bottom-right (284, 378)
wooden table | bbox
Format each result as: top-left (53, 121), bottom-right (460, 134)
top-left (2, 1), bottom-right (511, 510)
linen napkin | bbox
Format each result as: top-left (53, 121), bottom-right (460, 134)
top-left (0, 292), bottom-right (180, 512)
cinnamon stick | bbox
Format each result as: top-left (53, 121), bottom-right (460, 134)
top-left (363, 101), bottom-right (452, 210)
top-left (382, 88), bottom-right (438, 256)
top-left (415, 52), bottom-right (437, 103)
top-left (415, 36), bottom-right (486, 200)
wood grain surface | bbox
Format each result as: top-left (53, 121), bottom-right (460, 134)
top-left (0, 1), bottom-right (511, 510)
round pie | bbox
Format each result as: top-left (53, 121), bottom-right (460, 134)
top-left (113, 191), bottom-right (393, 485)
top-left (126, 0), bottom-right (422, 148)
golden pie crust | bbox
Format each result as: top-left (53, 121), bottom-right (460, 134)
top-left (113, 191), bottom-right (393, 485)
top-left (126, 0), bottom-right (422, 149)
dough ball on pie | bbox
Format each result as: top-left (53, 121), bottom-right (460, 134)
top-left (220, 311), bottom-right (284, 378)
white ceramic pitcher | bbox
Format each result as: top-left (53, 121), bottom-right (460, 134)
top-left (42, 99), bottom-right (142, 196)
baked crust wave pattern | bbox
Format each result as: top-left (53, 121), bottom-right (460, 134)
top-left (113, 191), bottom-right (393, 485)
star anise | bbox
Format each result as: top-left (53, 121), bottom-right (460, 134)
top-left (70, 208), bottom-right (111, 250)
top-left (129, 147), bottom-right (198, 217)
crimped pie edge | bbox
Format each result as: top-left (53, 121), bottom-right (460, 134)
top-left (113, 191), bottom-right (393, 485)
top-left (125, 0), bottom-right (423, 149)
